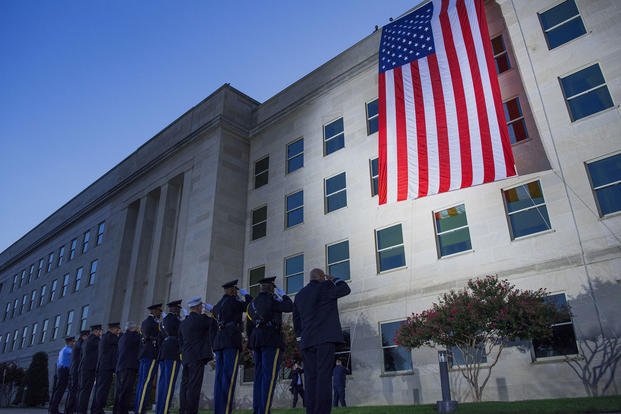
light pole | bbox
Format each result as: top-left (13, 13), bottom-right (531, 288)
top-left (436, 350), bottom-right (457, 413)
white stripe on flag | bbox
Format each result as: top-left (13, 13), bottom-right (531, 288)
top-left (402, 63), bottom-right (419, 199)
top-left (418, 58), bottom-right (439, 197)
top-left (385, 69), bottom-right (398, 203)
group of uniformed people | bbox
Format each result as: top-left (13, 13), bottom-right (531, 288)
top-left (49, 268), bottom-right (350, 414)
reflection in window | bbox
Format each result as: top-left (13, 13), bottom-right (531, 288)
top-left (503, 181), bottom-right (551, 239)
top-left (560, 64), bottom-right (613, 121)
top-left (533, 293), bottom-right (578, 358)
top-left (434, 204), bottom-right (472, 257)
top-left (491, 35), bottom-right (510, 74)
top-left (380, 321), bottom-right (413, 373)
top-left (285, 254), bottom-right (304, 295)
top-left (586, 153), bottom-right (621, 216)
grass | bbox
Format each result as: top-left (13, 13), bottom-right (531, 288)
top-left (194, 395), bottom-right (621, 413)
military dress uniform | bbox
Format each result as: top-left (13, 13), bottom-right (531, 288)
top-left (135, 304), bottom-right (162, 414)
top-left (92, 323), bottom-right (120, 414)
top-left (247, 277), bottom-right (293, 414)
top-left (77, 325), bottom-right (102, 414)
top-left (65, 331), bottom-right (88, 414)
top-left (179, 297), bottom-right (216, 414)
top-left (49, 337), bottom-right (74, 414)
top-left (156, 300), bottom-right (183, 414)
top-left (113, 327), bottom-right (141, 414)
top-left (212, 279), bottom-right (252, 414)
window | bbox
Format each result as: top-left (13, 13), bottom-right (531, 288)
top-left (326, 240), bottom-right (350, 280)
top-left (61, 274), bottom-right (70, 298)
top-left (11, 274), bottom-right (17, 292)
top-left (324, 117), bottom-right (345, 155)
top-left (74, 267), bottom-right (83, 292)
top-left (2, 333), bottom-right (7, 353)
top-left (491, 34), bottom-right (510, 74)
top-left (96, 221), bottom-right (105, 246)
top-left (335, 328), bottom-right (353, 373)
top-left (285, 191), bottom-right (304, 228)
top-left (29, 290), bottom-right (36, 311)
top-left (21, 326), bottom-right (28, 349)
top-left (504, 97), bottom-right (528, 144)
top-left (21, 294), bottom-right (27, 315)
top-left (324, 172), bottom-right (347, 213)
top-left (503, 181), bottom-right (552, 239)
top-left (285, 254), bottom-right (304, 295)
top-left (370, 158), bottom-right (379, 197)
top-left (20, 270), bottom-right (26, 288)
top-left (366, 99), bottom-right (379, 135)
top-left (560, 64), bottom-right (614, 121)
top-left (533, 293), bottom-right (578, 358)
top-left (80, 305), bottom-right (89, 331)
top-left (28, 264), bottom-right (34, 284)
top-left (30, 323), bottom-right (38, 346)
top-left (375, 224), bottom-right (406, 272)
top-left (39, 285), bottom-right (47, 307)
top-left (251, 206), bottom-right (267, 241)
top-left (57, 246), bottom-right (65, 267)
top-left (37, 258), bottom-right (44, 278)
top-left (41, 319), bottom-right (49, 343)
top-left (539, 0), bottom-right (586, 49)
top-left (586, 153), bottom-right (621, 216)
top-left (434, 204), bottom-right (472, 257)
top-left (12, 298), bottom-right (18, 318)
top-left (12, 329), bottom-right (19, 351)
top-left (254, 156), bottom-right (269, 189)
top-left (52, 314), bottom-right (61, 341)
top-left (4, 302), bottom-right (10, 321)
top-left (450, 344), bottom-right (487, 366)
top-left (287, 138), bottom-right (304, 174)
top-left (82, 230), bottom-right (91, 254)
top-left (65, 310), bottom-right (74, 337)
top-left (89, 260), bottom-right (98, 285)
top-left (47, 252), bottom-right (55, 272)
top-left (248, 266), bottom-right (265, 298)
top-left (380, 321), bottom-right (413, 373)
top-left (50, 279), bottom-right (58, 302)
top-left (69, 238), bottom-right (77, 260)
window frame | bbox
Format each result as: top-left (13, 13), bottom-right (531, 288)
top-left (370, 158), bottom-right (379, 197)
top-left (50, 279), bottom-right (58, 302)
top-left (69, 238), bottom-right (77, 260)
top-left (57, 245), bottom-right (65, 267)
top-left (29, 289), bottom-right (36, 311)
top-left (559, 63), bottom-right (614, 122)
top-left (52, 314), bottom-right (61, 341)
top-left (532, 292), bottom-right (579, 359)
top-left (37, 258), bottom-right (44, 278)
top-left (503, 96), bottom-right (529, 145)
top-left (379, 319), bottom-right (413, 374)
top-left (39, 285), bottom-right (47, 307)
top-left (323, 116), bottom-right (345, 156)
top-left (285, 190), bottom-right (304, 229)
top-left (251, 205), bottom-right (268, 241)
top-left (61, 273), bottom-right (70, 298)
top-left (326, 239), bottom-right (351, 281)
top-left (28, 264), bottom-right (34, 284)
top-left (366, 98), bottom-right (379, 136)
top-left (30, 322), bottom-right (38, 347)
top-left (21, 326), bottom-right (28, 349)
top-left (585, 152), bottom-right (621, 217)
top-left (284, 253), bottom-right (304, 295)
top-left (433, 203), bottom-right (473, 259)
top-left (374, 223), bottom-right (407, 273)
top-left (254, 155), bottom-right (270, 189)
top-left (286, 137), bottom-right (304, 174)
top-left (324, 171), bottom-right (348, 214)
top-left (82, 230), bottom-right (91, 254)
top-left (538, 0), bottom-right (587, 50)
top-left (89, 260), bottom-right (98, 286)
top-left (491, 33), bottom-right (511, 74)
top-left (80, 305), bottom-right (89, 331)
top-left (96, 221), bottom-right (105, 246)
top-left (47, 252), bottom-right (55, 272)
top-left (65, 310), bottom-right (74, 337)
top-left (335, 327), bottom-right (353, 374)
top-left (40, 319), bottom-right (49, 343)
top-left (74, 267), bottom-right (84, 292)
top-left (502, 180), bottom-right (552, 240)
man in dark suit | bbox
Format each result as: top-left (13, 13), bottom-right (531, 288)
top-left (135, 303), bottom-right (163, 414)
top-left (65, 330), bottom-right (89, 414)
top-left (179, 296), bottom-right (216, 414)
top-left (91, 322), bottom-right (121, 414)
top-left (332, 358), bottom-right (350, 407)
top-left (77, 324), bottom-right (103, 414)
top-left (289, 361), bottom-right (305, 408)
top-left (247, 276), bottom-right (293, 414)
top-left (114, 322), bottom-right (141, 414)
top-left (293, 268), bottom-right (351, 414)
top-left (49, 336), bottom-right (75, 414)
top-left (156, 299), bottom-right (183, 414)
top-left (212, 279), bottom-right (252, 414)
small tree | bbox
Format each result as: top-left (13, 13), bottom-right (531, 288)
top-left (396, 275), bottom-right (560, 401)
top-left (24, 352), bottom-right (49, 407)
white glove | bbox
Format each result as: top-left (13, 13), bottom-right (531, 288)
top-left (275, 287), bottom-right (285, 297)
top-left (204, 303), bottom-right (214, 312)
top-left (239, 288), bottom-right (249, 296)
top-left (161, 311), bottom-right (168, 320)
top-left (181, 308), bottom-right (189, 317)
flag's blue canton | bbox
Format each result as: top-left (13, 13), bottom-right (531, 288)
top-left (379, 2), bottom-right (435, 73)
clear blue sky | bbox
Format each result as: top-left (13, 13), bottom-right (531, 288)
top-left (0, 0), bottom-right (411, 253)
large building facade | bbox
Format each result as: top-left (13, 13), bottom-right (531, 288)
top-left (1, 0), bottom-right (620, 407)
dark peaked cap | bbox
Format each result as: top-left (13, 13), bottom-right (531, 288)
top-left (80, 330), bottom-right (91, 335)
top-left (108, 322), bottom-right (121, 328)
top-left (258, 276), bottom-right (277, 284)
top-left (167, 299), bottom-right (182, 307)
top-left (90, 324), bottom-right (102, 330)
top-left (222, 279), bottom-right (239, 289)
top-left (147, 303), bottom-right (163, 310)
top-left (65, 336), bottom-right (75, 342)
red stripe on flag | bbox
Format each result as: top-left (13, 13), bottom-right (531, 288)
top-left (473, 0), bottom-right (516, 178)
top-left (427, 54), bottom-right (450, 193)
top-left (411, 60), bottom-right (428, 198)
top-left (439, 0), bottom-right (472, 188)
top-left (378, 72), bottom-right (388, 205)
top-left (393, 67), bottom-right (409, 201)
top-left (456, 0), bottom-right (495, 183)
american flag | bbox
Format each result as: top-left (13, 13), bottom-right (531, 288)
top-left (378, 0), bottom-right (516, 204)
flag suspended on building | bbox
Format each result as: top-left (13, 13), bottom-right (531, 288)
top-left (378, 0), bottom-right (516, 204)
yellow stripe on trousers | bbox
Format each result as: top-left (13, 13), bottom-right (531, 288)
top-left (225, 351), bottom-right (240, 414)
top-left (265, 349), bottom-right (280, 414)
top-left (163, 360), bottom-right (178, 414)
top-left (138, 359), bottom-right (156, 413)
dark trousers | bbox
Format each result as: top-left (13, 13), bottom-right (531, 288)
top-left (156, 359), bottom-right (181, 414)
top-left (291, 384), bottom-right (305, 408)
top-left (134, 358), bottom-right (157, 414)
top-left (252, 347), bottom-right (281, 414)
top-left (65, 370), bottom-right (79, 414)
top-left (179, 362), bottom-right (205, 414)
top-left (333, 386), bottom-right (346, 407)
top-left (113, 369), bottom-right (137, 414)
top-left (49, 366), bottom-right (69, 414)
top-left (302, 342), bottom-right (335, 414)
top-left (214, 348), bottom-right (240, 414)
top-left (77, 368), bottom-right (96, 414)
top-left (91, 369), bottom-right (114, 414)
